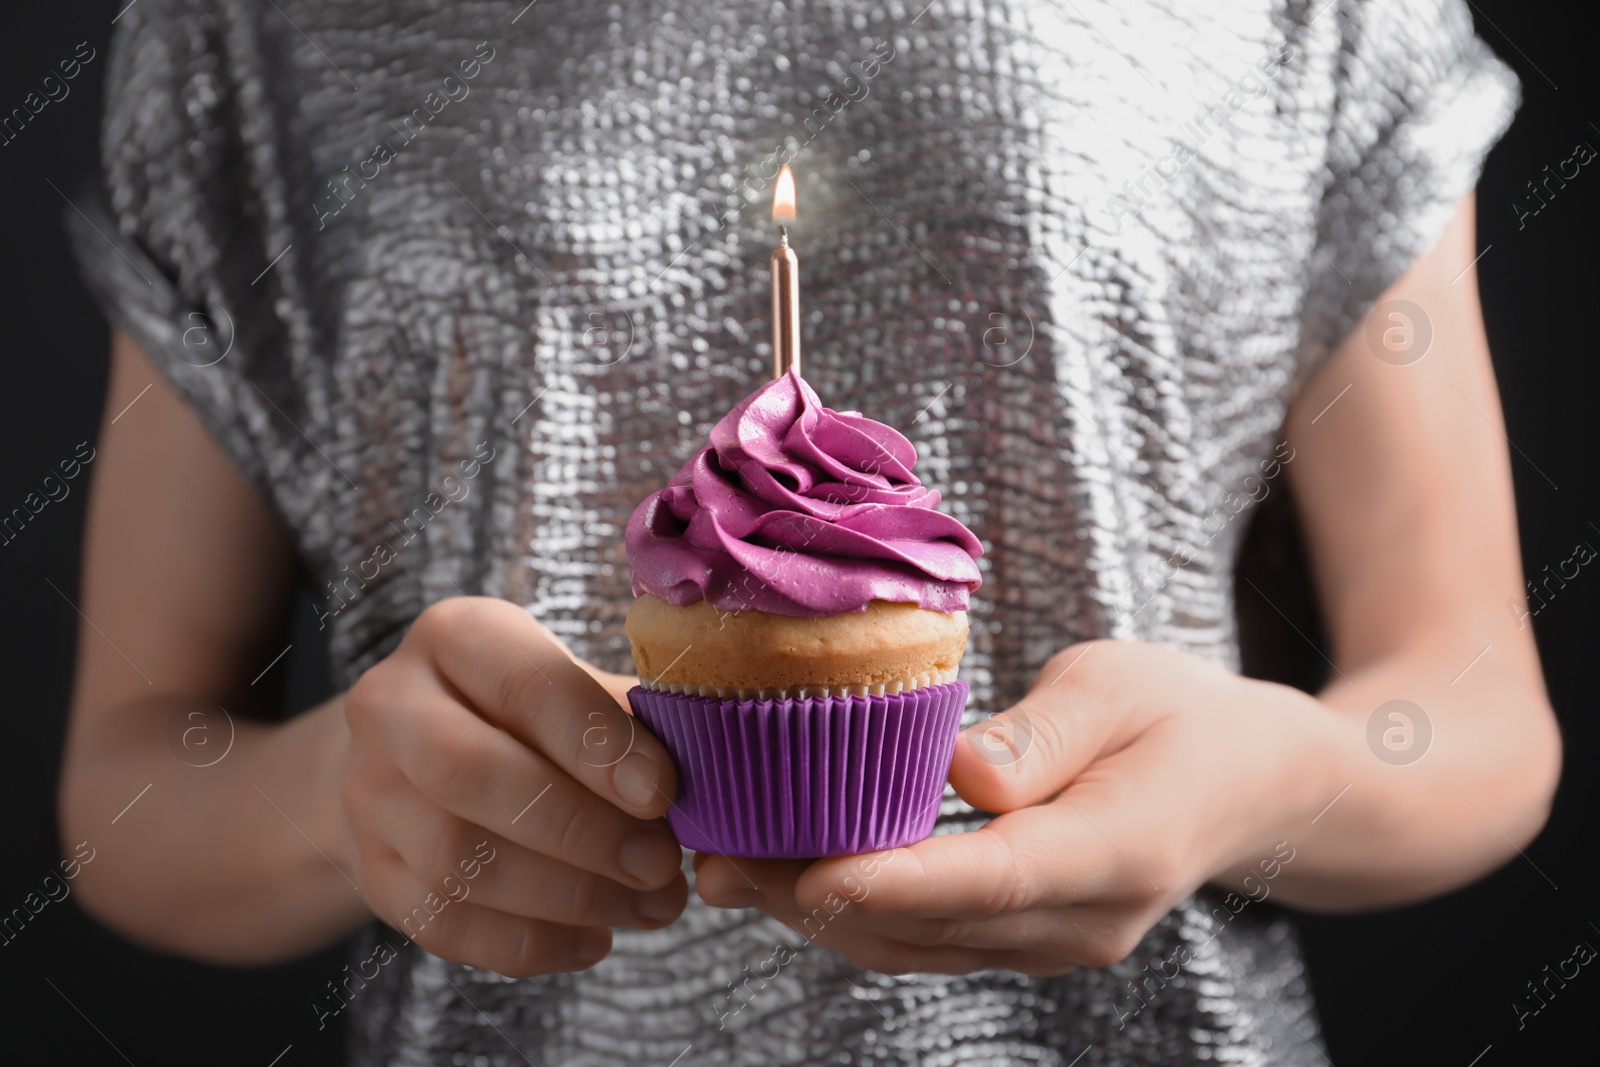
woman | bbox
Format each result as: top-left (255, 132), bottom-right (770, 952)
top-left (60, 0), bottom-right (1558, 1063)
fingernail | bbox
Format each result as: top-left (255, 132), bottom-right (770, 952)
top-left (637, 885), bottom-right (682, 922)
top-left (612, 751), bottom-right (660, 809)
top-left (575, 931), bottom-right (609, 965)
top-left (620, 831), bottom-right (680, 886)
top-left (965, 721), bottom-right (1024, 770)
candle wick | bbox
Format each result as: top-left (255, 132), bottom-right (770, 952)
top-left (779, 225), bottom-right (789, 246)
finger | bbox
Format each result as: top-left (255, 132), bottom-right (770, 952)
top-left (544, 627), bottom-right (641, 707)
top-left (817, 899), bottom-right (1147, 970)
top-left (741, 900), bottom-right (1076, 978)
top-left (348, 672), bottom-right (682, 891)
top-left (356, 776), bottom-right (687, 929)
top-left (699, 847), bottom-right (1114, 973)
top-left (746, 843), bottom-right (1144, 971)
top-left (695, 855), bottom-right (810, 909)
top-left (411, 597), bottom-right (677, 819)
top-left (360, 847), bottom-right (612, 977)
top-left (948, 640), bottom-right (1161, 812)
top-left (791, 805), bottom-right (1145, 923)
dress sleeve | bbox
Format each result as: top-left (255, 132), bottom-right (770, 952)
top-left (64, 0), bottom-right (298, 506)
top-left (1294, 0), bottom-right (1519, 385)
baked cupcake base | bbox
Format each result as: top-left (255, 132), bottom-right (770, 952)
top-left (630, 680), bottom-right (967, 858)
top-left (626, 594), bottom-right (967, 698)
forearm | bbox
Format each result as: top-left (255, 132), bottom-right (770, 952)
top-left (59, 693), bottom-right (372, 964)
top-left (1249, 617), bottom-right (1559, 910)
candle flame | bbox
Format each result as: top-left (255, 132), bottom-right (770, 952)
top-left (772, 165), bottom-right (796, 225)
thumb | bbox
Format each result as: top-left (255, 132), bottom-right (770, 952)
top-left (533, 617), bottom-right (637, 707)
top-left (948, 641), bottom-right (1145, 813)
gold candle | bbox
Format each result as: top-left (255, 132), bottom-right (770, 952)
top-left (771, 164), bottom-right (800, 379)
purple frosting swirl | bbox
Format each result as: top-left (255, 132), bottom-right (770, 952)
top-left (626, 368), bottom-right (984, 616)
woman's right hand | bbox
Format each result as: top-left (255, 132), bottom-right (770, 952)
top-left (341, 596), bottom-right (686, 976)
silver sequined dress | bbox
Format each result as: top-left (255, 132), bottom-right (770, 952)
top-left (70, 0), bottom-right (1515, 1062)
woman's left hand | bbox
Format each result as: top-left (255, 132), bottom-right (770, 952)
top-left (694, 639), bottom-right (1347, 976)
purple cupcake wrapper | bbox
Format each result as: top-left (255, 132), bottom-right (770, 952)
top-left (629, 681), bottom-right (968, 858)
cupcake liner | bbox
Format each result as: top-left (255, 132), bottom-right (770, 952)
top-left (629, 681), bottom-right (968, 858)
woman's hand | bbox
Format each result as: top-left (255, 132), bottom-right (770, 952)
top-left (694, 639), bottom-right (1345, 976)
top-left (341, 596), bottom-right (687, 976)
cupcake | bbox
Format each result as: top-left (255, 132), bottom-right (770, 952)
top-left (624, 368), bottom-right (983, 857)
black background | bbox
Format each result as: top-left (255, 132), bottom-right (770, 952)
top-left (1, 2), bottom-right (1594, 1063)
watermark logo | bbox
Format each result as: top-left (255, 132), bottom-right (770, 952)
top-left (978, 310), bottom-right (1034, 368)
top-left (966, 709), bottom-right (1034, 767)
top-left (577, 704), bottom-right (637, 769)
top-left (1512, 934), bottom-right (1596, 1031)
top-left (1113, 839), bottom-right (1296, 1029)
top-left (0, 841), bottom-right (96, 948)
top-left (707, 39), bottom-right (896, 235)
top-left (166, 704), bottom-right (236, 768)
top-left (578, 309), bottom-right (638, 368)
top-left (1, 41), bottom-right (97, 149)
top-left (1103, 41), bottom-right (1296, 233)
top-left (712, 847), bottom-right (900, 1030)
top-left (1365, 299), bottom-right (1432, 367)
top-left (1512, 141), bottom-right (1596, 231)
top-left (1366, 699), bottom-right (1431, 765)
top-left (0, 440), bottom-right (95, 550)
top-left (177, 308), bottom-right (234, 368)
